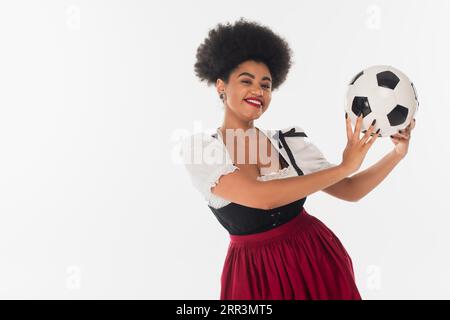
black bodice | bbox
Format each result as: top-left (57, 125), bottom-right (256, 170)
top-left (209, 127), bottom-right (308, 235)
top-left (208, 198), bottom-right (306, 235)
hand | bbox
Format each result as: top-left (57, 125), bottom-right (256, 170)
top-left (390, 118), bottom-right (416, 159)
top-left (341, 112), bottom-right (380, 174)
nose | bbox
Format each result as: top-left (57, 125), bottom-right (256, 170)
top-left (251, 86), bottom-right (264, 96)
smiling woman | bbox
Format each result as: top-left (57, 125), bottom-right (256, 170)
top-left (194, 18), bottom-right (293, 125)
top-left (183, 17), bottom-right (363, 301)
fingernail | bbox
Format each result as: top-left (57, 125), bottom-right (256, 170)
top-left (371, 119), bottom-right (376, 126)
top-left (376, 128), bottom-right (380, 134)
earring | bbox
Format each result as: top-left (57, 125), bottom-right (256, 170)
top-left (220, 92), bottom-right (226, 101)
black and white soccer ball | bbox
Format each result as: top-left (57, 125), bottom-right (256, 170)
top-left (345, 65), bottom-right (419, 137)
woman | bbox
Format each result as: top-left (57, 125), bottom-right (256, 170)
top-left (182, 18), bottom-right (416, 300)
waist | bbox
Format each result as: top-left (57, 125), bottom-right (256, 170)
top-left (209, 198), bottom-right (306, 235)
top-left (229, 207), bottom-right (314, 245)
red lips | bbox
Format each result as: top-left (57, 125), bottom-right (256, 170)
top-left (244, 97), bottom-right (263, 107)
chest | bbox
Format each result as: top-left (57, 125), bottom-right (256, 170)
top-left (226, 136), bottom-right (290, 179)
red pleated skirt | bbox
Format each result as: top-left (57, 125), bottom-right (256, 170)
top-left (220, 208), bottom-right (361, 300)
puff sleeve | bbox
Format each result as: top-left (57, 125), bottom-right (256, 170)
top-left (280, 125), bottom-right (337, 175)
top-left (180, 133), bottom-right (240, 203)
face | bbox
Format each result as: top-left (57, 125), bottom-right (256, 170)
top-left (216, 60), bottom-right (272, 121)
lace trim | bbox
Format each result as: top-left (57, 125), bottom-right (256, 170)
top-left (206, 164), bottom-right (240, 208)
top-left (257, 166), bottom-right (292, 182)
top-left (209, 164), bottom-right (240, 189)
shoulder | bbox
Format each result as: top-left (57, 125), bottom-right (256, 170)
top-left (274, 125), bottom-right (309, 141)
top-left (280, 125), bottom-right (307, 136)
top-left (278, 124), bottom-right (322, 148)
top-left (273, 124), bottom-right (313, 152)
top-left (180, 131), bottom-right (239, 204)
top-left (279, 124), bottom-right (336, 173)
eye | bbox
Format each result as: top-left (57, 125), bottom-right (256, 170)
top-left (241, 80), bottom-right (271, 90)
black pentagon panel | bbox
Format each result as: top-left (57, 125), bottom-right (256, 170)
top-left (376, 71), bottom-right (400, 90)
top-left (349, 71), bottom-right (364, 85)
top-left (351, 96), bottom-right (372, 118)
top-left (387, 105), bottom-right (409, 126)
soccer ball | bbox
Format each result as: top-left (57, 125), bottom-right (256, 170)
top-left (345, 65), bottom-right (419, 137)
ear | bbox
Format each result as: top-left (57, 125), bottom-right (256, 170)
top-left (216, 78), bottom-right (225, 95)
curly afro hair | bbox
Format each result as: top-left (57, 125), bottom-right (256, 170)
top-left (194, 18), bottom-right (293, 91)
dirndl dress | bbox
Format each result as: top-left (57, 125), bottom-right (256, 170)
top-left (181, 126), bottom-right (362, 300)
top-left (220, 207), bottom-right (361, 300)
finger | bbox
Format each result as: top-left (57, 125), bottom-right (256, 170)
top-left (390, 136), bottom-right (404, 144)
top-left (398, 129), bottom-right (411, 138)
top-left (391, 132), bottom-right (409, 140)
top-left (393, 131), bottom-right (408, 138)
top-left (365, 128), bottom-right (380, 148)
top-left (403, 126), bottom-right (411, 135)
top-left (405, 119), bottom-right (416, 133)
top-left (345, 112), bottom-right (352, 141)
top-left (360, 119), bottom-right (377, 144)
top-left (353, 113), bottom-right (363, 140)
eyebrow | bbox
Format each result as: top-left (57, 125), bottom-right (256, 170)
top-left (238, 72), bottom-right (272, 82)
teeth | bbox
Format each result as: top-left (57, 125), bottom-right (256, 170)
top-left (246, 99), bottom-right (262, 105)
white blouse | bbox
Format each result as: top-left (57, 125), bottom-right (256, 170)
top-left (180, 125), bottom-right (337, 209)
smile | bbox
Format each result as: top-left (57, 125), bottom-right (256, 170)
top-left (244, 99), bottom-right (262, 108)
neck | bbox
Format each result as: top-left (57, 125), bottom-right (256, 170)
top-left (220, 110), bottom-right (255, 132)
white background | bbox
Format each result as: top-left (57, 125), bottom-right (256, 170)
top-left (0, 0), bottom-right (448, 299)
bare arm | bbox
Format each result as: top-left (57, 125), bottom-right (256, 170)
top-left (346, 120), bottom-right (415, 202)
top-left (322, 149), bottom-right (403, 203)
top-left (322, 177), bottom-right (355, 202)
top-left (212, 164), bottom-right (352, 210)
top-left (345, 150), bottom-right (403, 202)
top-left (260, 164), bottom-right (352, 209)
top-left (211, 169), bottom-right (270, 209)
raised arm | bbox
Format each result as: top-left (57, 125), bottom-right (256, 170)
top-left (212, 163), bottom-right (351, 210)
top-left (212, 112), bottom-right (379, 209)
